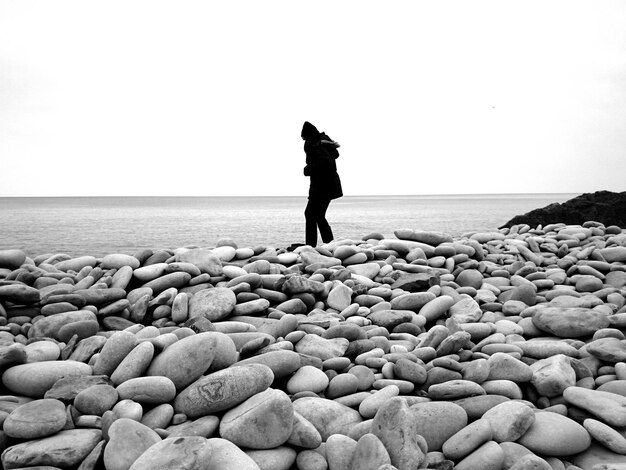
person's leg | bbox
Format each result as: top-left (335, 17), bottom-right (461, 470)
top-left (317, 198), bottom-right (334, 243)
top-left (304, 198), bottom-right (319, 246)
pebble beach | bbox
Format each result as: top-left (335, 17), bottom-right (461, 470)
top-left (0, 222), bottom-right (626, 470)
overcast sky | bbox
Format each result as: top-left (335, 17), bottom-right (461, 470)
top-left (1, 0), bottom-right (625, 197)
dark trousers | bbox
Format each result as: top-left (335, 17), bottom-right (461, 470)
top-left (305, 196), bottom-right (334, 246)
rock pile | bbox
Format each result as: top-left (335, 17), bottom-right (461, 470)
top-left (500, 191), bottom-right (626, 229)
top-left (0, 221), bottom-right (625, 469)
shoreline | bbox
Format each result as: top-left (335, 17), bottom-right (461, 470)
top-left (0, 221), bottom-right (625, 468)
top-left (0, 194), bottom-right (579, 258)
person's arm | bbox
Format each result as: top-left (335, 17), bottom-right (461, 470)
top-left (320, 139), bottom-right (340, 148)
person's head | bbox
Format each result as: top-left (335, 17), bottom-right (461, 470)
top-left (301, 121), bottom-right (319, 141)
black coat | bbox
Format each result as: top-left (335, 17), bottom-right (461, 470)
top-left (302, 126), bottom-right (343, 200)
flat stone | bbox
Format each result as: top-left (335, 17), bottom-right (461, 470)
top-left (142, 272), bottom-right (192, 296)
top-left (245, 447), bottom-right (296, 470)
top-left (326, 283), bottom-right (353, 311)
top-left (219, 388), bottom-right (293, 449)
top-left (204, 437), bottom-right (262, 469)
top-left (583, 418), bottom-right (626, 454)
top-left (487, 352), bottom-right (533, 382)
top-left (367, 309), bottom-right (413, 330)
top-left (346, 263), bottom-right (381, 280)
top-left (175, 248), bottom-right (223, 276)
top-left (428, 380), bottom-right (485, 400)
top-left (390, 273), bottom-right (439, 293)
top-left (281, 275), bottom-right (325, 295)
top-left (235, 350), bottom-right (301, 379)
top-left (448, 295), bottom-right (482, 323)
top-left (420, 295), bottom-right (456, 323)
top-left (482, 401), bottom-right (535, 442)
top-left (44, 374), bottom-right (112, 401)
top-left (569, 442), bottom-right (626, 469)
top-left (127, 436), bottom-right (212, 470)
top-left (453, 395), bottom-right (511, 421)
top-left (74, 384), bottom-right (118, 415)
top-left (295, 334), bottom-right (349, 361)
top-left (359, 385), bottom-right (400, 419)
top-left (371, 397), bottom-right (428, 470)
top-left (3, 398), bottom-right (67, 439)
top-left (563, 386), bottom-right (626, 427)
top-left (408, 401), bottom-right (468, 451)
top-left (499, 283), bottom-right (536, 306)
top-left (326, 434), bottom-right (357, 470)
top-left (28, 310), bottom-right (98, 341)
top-left (441, 418), bottom-right (493, 461)
top-left (1, 429), bottom-right (102, 469)
top-left (532, 307), bottom-right (610, 338)
top-left (587, 337), bottom-right (626, 363)
top-left (454, 441), bottom-right (505, 470)
top-left (530, 354), bottom-right (576, 397)
top-left (0, 284), bottom-right (41, 304)
top-left (293, 397), bottom-right (363, 441)
top-left (104, 418), bottom-right (161, 470)
top-left (350, 433), bottom-right (391, 469)
top-left (166, 415), bottom-right (220, 438)
top-left (188, 287), bottom-right (236, 321)
top-left (287, 411), bottom-right (322, 449)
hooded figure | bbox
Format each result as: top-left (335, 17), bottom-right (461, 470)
top-left (301, 121), bottom-right (343, 246)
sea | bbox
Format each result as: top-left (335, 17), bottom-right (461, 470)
top-left (0, 194), bottom-right (577, 257)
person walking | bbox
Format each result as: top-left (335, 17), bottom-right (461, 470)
top-left (301, 121), bottom-right (343, 246)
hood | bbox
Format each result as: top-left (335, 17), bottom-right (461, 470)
top-left (301, 121), bottom-right (320, 141)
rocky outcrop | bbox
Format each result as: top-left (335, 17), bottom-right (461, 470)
top-left (500, 190), bottom-right (626, 229)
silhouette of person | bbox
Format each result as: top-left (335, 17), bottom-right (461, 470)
top-left (301, 121), bottom-right (343, 246)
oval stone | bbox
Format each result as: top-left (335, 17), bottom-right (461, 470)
top-left (286, 365), bottom-right (329, 394)
top-left (117, 376), bottom-right (176, 404)
top-left (516, 411), bottom-right (591, 456)
top-left (24, 340), bottom-right (60, 362)
top-left (2, 360), bottom-right (93, 398)
top-left (111, 341), bottom-right (155, 385)
top-left (74, 384), bottom-right (119, 415)
top-left (146, 332), bottom-right (218, 390)
top-left (92, 331), bottom-right (138, 377)
top-left (293, 397), bottom-right (363, 441)
top-left (234, 350), bottom-right (301, 379)
top-left (174, 364), bottom-right (274, 418)
top-left (4, 398), bottom-right (67, 439)
top-left (101, 253), bottom-right (140, 269)
top-left (0, 249), bottom-right (26, 269)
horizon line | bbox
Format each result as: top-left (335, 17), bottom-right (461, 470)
top-left (0, 191), bottom-right (588, 199)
